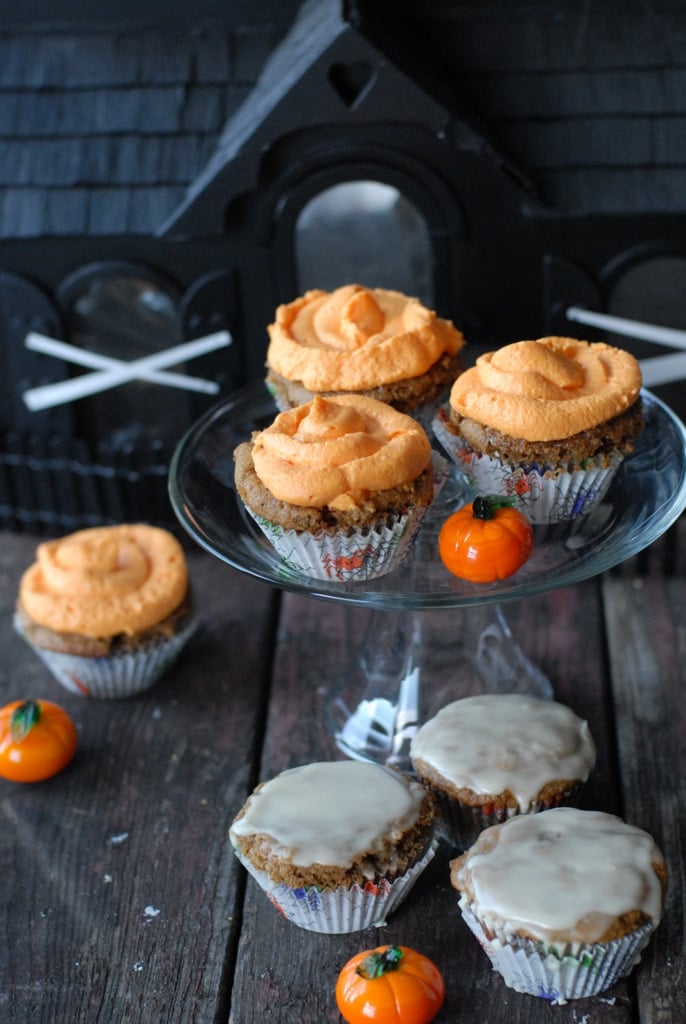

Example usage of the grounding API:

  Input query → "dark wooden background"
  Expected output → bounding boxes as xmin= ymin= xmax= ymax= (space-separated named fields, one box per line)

xmin=1 ymin=514 xmax=684 ymax=1022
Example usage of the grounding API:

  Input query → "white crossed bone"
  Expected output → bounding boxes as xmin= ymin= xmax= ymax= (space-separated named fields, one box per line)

xmin=566 ymin=307 xmax=686 ymax=386
xmin=22 ymin=330 xmax=232 ymax=411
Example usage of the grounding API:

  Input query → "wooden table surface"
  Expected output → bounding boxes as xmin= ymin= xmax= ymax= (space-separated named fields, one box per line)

xmin=1 ymin=519 xmax=684 ymax=1024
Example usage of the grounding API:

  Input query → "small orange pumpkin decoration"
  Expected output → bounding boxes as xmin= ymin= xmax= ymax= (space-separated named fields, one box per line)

xmin=335 ymin=944 xmax=445 ymax=1024
xmin=0 ymin=699 xmax=78 ymax=783
xmin=438 ymin=494 xmax=534 ymax=583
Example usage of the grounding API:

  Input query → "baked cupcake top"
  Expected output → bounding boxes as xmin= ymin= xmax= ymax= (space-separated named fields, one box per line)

xmin=251 ymin=394 xmax=432 ymax=511
xmin=266 ymin=284 xmax=465 ymax=391
xmin=18 ymin=524 xmax=188 ymax=638
xmin=450 ymin=807 xmax=667 ymax=945
xmin=410 ymin=695 xmax=596 ymax=811
xmin=449 ymin=337 xmax=642 ymax=442
xmin=230 ymin=761 xmax=429 ymax=868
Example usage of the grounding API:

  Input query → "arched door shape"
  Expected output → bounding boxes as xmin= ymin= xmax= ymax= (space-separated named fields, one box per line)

xmin=270 ymin=156 xmax=467 ymax=320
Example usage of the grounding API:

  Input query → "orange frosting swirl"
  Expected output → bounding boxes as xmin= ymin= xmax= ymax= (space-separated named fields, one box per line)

xmin=266 ymin=284 xmax=465 ymax=390
xmin=252 ymin=394 xmax=432 ymax=510
xmin=19 ymin=525 xmax=188 ymax=637
xmin=450 ymin=337 xmax=642 ymax=442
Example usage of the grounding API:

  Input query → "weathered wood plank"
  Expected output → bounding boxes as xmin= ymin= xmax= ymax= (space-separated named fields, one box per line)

xmin=0 ymin=534 xmax=278 ymax=1023
xmin=602 ymin=518 xmax=686 ymax=1024
xmin=4 ymin=512 xmax=680 ymax=1023
xmin=230 ymin=580 xmax=633 ymax=1023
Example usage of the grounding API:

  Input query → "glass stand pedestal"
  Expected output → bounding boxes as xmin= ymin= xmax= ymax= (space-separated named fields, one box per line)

xmin=330 ymin=604 xmax=553 ymax=769
xmin=169 ymin=381 xmax=686 ymax=765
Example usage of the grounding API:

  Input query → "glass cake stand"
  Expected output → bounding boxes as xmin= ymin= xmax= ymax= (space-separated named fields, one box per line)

xmin=169 ymin=381 xmax=686 ymax=764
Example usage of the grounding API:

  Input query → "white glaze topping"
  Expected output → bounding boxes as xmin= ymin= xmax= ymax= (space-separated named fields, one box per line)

xmin=410 ymin=695 xmax=596 ymax=809
xmin=452 ymin=807 xmax=665 ymax=943
xmin=230 ymin=761 xmax=427 ymax=868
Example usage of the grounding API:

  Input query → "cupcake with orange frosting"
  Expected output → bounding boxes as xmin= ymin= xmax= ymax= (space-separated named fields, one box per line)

xmin=265 ymin=284 xmax=465 ymax=415
xmin=234 ymin=393 xmax=445 ymax=581
xmin=14 ymin=524 xmax=197 ymax=698
xmin=433 ymin=336 xmax=643 ymax=523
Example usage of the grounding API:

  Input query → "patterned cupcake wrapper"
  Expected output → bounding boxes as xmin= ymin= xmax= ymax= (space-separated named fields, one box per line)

xmin=14 ymin=612 xmax=199 ymax=699
xmin=232 ymin=838 xmax=438 ymax=933
xmin=459 ymin=902 xmax=655 ymax=1002
xmin=246 ymin=452 xmax=449 ymax=582
xmin=432 ymin=409 xmax=622 ymax=524
xmin=431 ymin=782 xmax=584 ymax=851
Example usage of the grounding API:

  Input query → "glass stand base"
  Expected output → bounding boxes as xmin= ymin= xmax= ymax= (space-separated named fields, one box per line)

xmin=330 ymin=604 xmax=553 ymax=769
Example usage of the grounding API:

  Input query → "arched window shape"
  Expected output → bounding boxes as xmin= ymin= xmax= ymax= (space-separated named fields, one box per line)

xmin=295 ymin=180 xmax=434 ymax=303
xmin=57 ymin=262 xmax=183 ymax=449
xmin=270 ymin=155 xmax=466 ymax=324
xmin=607 ymin=254 xmax=686 ymax=343
xmin=604 ymin=249 xmax=686 ymax=407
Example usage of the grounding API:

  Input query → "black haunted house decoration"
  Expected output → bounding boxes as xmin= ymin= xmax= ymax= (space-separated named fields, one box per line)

xmin=1 ymin=0 xmax=536 ymax=533
xmin=3 ymin=0 xmax=686 ymax=533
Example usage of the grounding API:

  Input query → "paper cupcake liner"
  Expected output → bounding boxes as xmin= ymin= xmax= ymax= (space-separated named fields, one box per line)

xmin=431 ymin=782 xmax=584 ymax=851
xmin=459 ymin=902 xmax=655 ymax=1002
xmin=14 ymin=613 xmax=198 ymax=699
xmin=232 ymin=838 xmax=438 ymax=933
xmin=432 ymin=408 xmax=623 ymax=524
xmin=246 ymin=453 xmax=449 ymax=582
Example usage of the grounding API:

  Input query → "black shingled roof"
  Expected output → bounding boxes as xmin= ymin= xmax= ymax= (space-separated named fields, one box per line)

xmin=3 ymin=0 xmax=686 ymax=242
xmin=0 ymin=24 xmax=283 ymax=237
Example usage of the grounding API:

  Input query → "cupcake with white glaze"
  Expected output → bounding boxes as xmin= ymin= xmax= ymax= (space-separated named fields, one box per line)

xmin=234 ymin=393 xmax=447 ymax=581
xmin=14 ymin=524 xmax=197 ymax=698
xmin=229 ymin=760 xmax=437 ymax=933
xmin=433 ymin=336 xmax=643 ymax=522
xmin=410 ymin=695 xmax=596 ymax=849
xmin=265 ymin=283 xmax=466 ymax=414
xmin=450 ymin=807 xmax=668 ymax=1001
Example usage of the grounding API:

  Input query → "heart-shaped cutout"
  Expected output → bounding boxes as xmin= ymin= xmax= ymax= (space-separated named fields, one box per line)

xmin=328 ymin=61 xmax=375 ymax=108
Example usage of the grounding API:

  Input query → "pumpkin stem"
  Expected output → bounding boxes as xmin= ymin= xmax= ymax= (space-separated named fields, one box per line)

xmin=472 ymin=494 xmax=516 ymax=521
xmin=10 ymin=700 xmax=41 ymax=744
xmin=357 ymin=946 xmax=404 ymax=980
